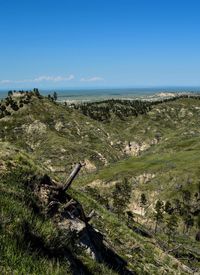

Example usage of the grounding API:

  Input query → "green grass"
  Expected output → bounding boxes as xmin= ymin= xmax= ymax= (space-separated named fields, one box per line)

xmin=0 ymin=163 xmax=71 ymax=274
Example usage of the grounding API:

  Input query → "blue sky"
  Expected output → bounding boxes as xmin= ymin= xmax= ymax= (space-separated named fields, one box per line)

xmin=0 ymin=0 xmax=200 ymax=89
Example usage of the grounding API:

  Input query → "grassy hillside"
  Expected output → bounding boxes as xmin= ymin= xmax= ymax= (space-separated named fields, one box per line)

xmin=0 ymin=91 xmax=200 ymax=274
xmin=0 ymin=141 xmax=195 ymax=274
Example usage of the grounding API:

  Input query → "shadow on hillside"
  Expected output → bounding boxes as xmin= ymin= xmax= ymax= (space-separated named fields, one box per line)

xmin=21 ymin=221 xmax=92 ymax=275
xmin=80 ymin=224 xmax=135 ymax=275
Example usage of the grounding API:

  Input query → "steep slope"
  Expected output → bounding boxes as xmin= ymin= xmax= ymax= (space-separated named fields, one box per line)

xmin=0 ymin=141 xmax=194 ymax=274
xmin=0 ymin=142 xmax=132 ymax=274
xmin=0 ymin=93 xmax=124 ymax=177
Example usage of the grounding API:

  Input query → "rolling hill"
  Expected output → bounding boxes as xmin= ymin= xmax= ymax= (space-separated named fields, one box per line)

xmin=0 ymin=90 xmax=200 ymax=274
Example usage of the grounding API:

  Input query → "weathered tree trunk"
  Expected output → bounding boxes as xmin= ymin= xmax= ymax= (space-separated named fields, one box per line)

xmin=63 ymin=162 xmax=83 ymax=192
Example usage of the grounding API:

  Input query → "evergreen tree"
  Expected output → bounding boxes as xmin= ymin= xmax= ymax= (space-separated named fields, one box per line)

xmin=197 ymin=215 xmax=200 ymax=229
xmin=173 ymin=198 xmax=182 ymax=215
xmin=166 ymin=214 xmax=178 ymax=244
xmin=140 ymin=193 xmax=148 ymax=215
xmin=164 ymin=201 xmax=174 ymax=215
xmin=182 ymin=190 xmax=191 ymax=203
xmin=53 ymin=91 xmax=58 ymax=101
xmin=196 ymin=215 xmax=200 ymax=241
xmin=10 ymin=101 xmax=19 ymax=111
xmin=183 ymin=214 xmax=194 ymax=233
xmin=8 ymin=90 xmax=13 ymax=97
xmin=126 ymin=210 xmax=134 ymax=225
xmin=112 ymin=178 xmax=132 ymax=218
xmin=33 ymin=88 xmax=40 ymax=97
xmin=154 ymin=200 xmax=164 ymax=233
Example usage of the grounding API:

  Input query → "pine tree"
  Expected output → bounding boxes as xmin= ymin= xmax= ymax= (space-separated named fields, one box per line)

xmin=166 ymin=214 xmax=178 ymax=244
xmin=112 ymin=178 xmax=132 ymax=218
xmin=53 ymin=92 xmax=58 ymax=101
xmin=197 ymin=215 xmax=200 ymax=229
xmin=183 ymin=214 xmax=194 ymax=234
xmin=126 ymin=210 xmax=134 ymax=225
xmin=140 ymin=193 xmax=148 ymax=215
xmin=154 ymin=200 xmax=164 ymax=233
xmin=8 ymin=90 xmax=13 ymax=97
xmin=33 ymin=88 xmax=40 ymax=97
xmin=182 ymin=190 xmax=191 ymax=203
xmin=164 ymin=201 xmax=174 ymax=215
xmin=173 ymin=198 xmax=182 ymax=215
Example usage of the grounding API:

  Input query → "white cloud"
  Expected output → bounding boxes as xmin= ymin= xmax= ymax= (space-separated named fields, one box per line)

xmin=0 ymin=74 xmax=75 ymax=84
xmin=80 ymin=76 xmax=104 ymax=82
xmin=0 ymin=80 xmax=12 ymax=84
xmin=34 ymin=74 xmax=74 ymax=82
xmin=0 ymin=74 xmax=105 ymax=85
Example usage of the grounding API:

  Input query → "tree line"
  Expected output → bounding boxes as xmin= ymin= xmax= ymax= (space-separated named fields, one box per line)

xmin=69 ymin=94 xmax=200 ymax=122
xmin=71 ymin=99 xmax=152 ymax=122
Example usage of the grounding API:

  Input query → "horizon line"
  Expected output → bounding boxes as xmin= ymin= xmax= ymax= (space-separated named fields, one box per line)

xmin=1 ymin=85 xmax=200 ymax=92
